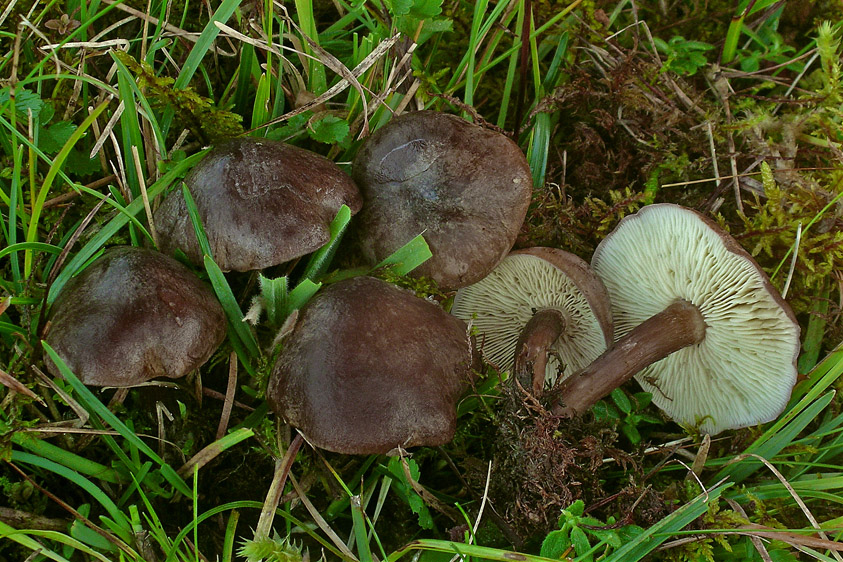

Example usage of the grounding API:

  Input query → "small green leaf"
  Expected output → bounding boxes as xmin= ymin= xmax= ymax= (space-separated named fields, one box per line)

xmin=565 ymin=499 xmax=585 ymax=517
xmin=621 ymin=423 xmax=642 ymax=445
xmin=308 ymin=115 xmax=350 ymax=144
xmin=570 ymin=526 xmax=592 ymax=558
xmin=0 ymin=88 xmax=44 ymax=119
xmin=39 ymin=121 xmax=78 ymax=154
xmin=611 ymin=388 xmax=632 ymax=415
xmin=633 ymin=392 xmax=653 ymax=409
xmin=64 ymin=148 xmax=102 ymax=176
xmin=390 ymin=0 xmax=413 ymax=16
xmin=266 ymin=112 xmax=311 ymax=141
xmin=540 ymin=529 xmax=572 ymax=559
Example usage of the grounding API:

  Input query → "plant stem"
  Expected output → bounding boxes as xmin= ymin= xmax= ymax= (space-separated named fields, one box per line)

xmin=254 ymin=432 xmax=303 ymax=540
xmin=554 ymin=299 xmax=706 ymax=417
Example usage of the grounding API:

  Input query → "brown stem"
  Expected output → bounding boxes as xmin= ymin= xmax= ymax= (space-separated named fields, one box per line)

xmin=554 ymin=299 xmax=706 ymax=418
xmin=514 ymin=308 xmax=565 ymax=395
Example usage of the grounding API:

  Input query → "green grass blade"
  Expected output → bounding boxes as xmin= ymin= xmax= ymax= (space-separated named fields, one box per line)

xmin=110 ymin=51 xmax=167 ymax=157
xmin=387 ymin=539 xmax=561 ymax=562
xmin=172 ymin=0 xmax=241 ymax=89
xmin=0 ymin=521 xmax=113 ymax=562
xmin=204 ymin=255 xmax=261 ymax=359
xmin=294 ymin=0 xmax=328 ymax=94
xmin=374 ymin=235 xmax=432 ymax=276
xmin=10 ymin=450 xmax=131 ymax=536
xmin=527 ymin=111 xmax=551 ymax=188
xmin=710 ymin=391 xmax=835 ymax=484
xmin=24 ymin=100 xmax=109 ymax=278
xmin=11 ymin=432 xmax=123 ymax=484
xmin=302 ymin=204 xmax=352 ymax=281
xmin=599 ymin=482 xmax=732 ymax=562
xmin=41 ymin=343 xmax=193 ymax=498
xmin=286 ymin=278 xmax=321 ymax=317
xmin=351 ymin=495 xmax=374 ymax=562
xmin=181 ymin=182 xmax=213 ymax=257
xmin=161 ymin=0 xmax=242 ymax=136
xmin=0 ymin=241 xmax=62 ymax=260
xmin=259 ymin=274 xmax=288 ymax=328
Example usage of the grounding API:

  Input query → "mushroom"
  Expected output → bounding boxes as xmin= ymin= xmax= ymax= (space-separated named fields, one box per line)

xmin=350 ymin=111 xmax=533 ymax=290
xmin=45 ymin=246 xmax=227 ymax=387
xmin=556 ymin=204 xmax=801 ymax=434
xmin=267 ymin=276 xmax=477 ymax=455
xmin=154 ymin=137 xmax=362 ymax=272
xmin=451 ymin=248 xmax=613 ymax=395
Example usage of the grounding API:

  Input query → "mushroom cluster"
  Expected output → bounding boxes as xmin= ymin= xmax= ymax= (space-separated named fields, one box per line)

xmin=454 ymin=203 xmax=801 ymax=435
xmin=47 ymin=110 xmax=801 ymax=454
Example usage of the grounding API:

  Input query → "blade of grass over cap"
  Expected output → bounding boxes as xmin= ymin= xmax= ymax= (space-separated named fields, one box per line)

xmin=181 ymin=179 xmax=260 ymax=359
xmin=41 ymin=343 xmax=193 ymax=498
xmin=182 ymin=182 xmax=213 ymax=257
xmin=302 ymin=204 xmax=352 ymax=281
xmin=374 ymin=234 xmax=432 ymax=276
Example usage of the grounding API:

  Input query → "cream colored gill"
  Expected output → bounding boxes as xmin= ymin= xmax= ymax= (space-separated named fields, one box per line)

xmin=592 ymin=205 xmax=799 ymax=434
xmin=452 ymin=252 xmax=608 ymax=387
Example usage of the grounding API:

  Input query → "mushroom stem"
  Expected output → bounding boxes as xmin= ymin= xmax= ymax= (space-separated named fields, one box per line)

xmin=513 ymin=308 xmax=566 ymax=395
xmin=553 ymin=299 xmax=706 ymax=417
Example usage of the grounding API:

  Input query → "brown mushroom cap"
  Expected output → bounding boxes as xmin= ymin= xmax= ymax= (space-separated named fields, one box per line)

xmin=154 ymin=137 xmax=362 ymax=272
xmin=267 ymin=276 xmax=477 ymax=455
xmin=45 ymin=246 xmax=227 ymax=387
xmin=350 ymin=111 xmax=532 ymax=290
xmin=451 ymin=248 xmax=613 ymax=392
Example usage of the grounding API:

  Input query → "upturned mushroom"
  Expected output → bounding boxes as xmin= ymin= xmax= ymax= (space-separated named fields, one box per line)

xmin=451 ymin=248 xmax=613 ymax=395
xmin=44 ymin=246 xmax=227 ymax=387
xmin=267 ymin=276 xmax=478 ymax=455
xmin=350 ymin=111 xmax=533 ymax=290
xmin=154 ymin=137 xmax=362 ymax=272
xmin=555 ymin=204 xmax=801 ymax=434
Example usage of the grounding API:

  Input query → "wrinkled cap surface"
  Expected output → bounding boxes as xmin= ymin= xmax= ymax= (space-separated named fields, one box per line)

xmin=451 ymin=248 xmax=613 ymax=386
xmin=351 ymin=111 xmax=532 ymax=290
xmin=592 ymin=204 xmax=801 ymax=434
xmin=45 ymin=246 xmax=227 ymax=387
xmin=155 ymin=137 xmax=362 ymax=272
xmin=267 ymin=276 xmax=477 ymax=455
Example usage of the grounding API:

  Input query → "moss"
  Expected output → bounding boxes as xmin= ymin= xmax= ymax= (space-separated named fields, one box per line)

xmin=113 ymin=51 xmax=244 ymax=145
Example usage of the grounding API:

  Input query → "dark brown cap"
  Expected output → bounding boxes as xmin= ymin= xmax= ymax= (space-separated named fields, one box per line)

xmin=45 ymin=246 xmax=227 ymax=387
xmin=154 ymin=137 xmax=362 ymax=272
xmin=350 ymin=111 xmax=532 ymax=290
xmin=267 ymin=276 xmax=477 ymax=454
